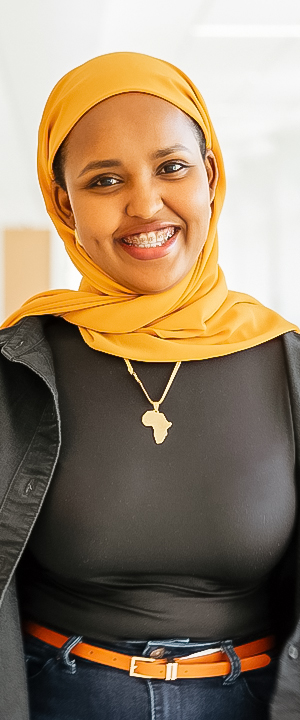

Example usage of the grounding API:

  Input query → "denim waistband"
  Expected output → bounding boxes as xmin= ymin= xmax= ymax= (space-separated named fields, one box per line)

xmin=24 ymin=627 xmax=273 ymax=660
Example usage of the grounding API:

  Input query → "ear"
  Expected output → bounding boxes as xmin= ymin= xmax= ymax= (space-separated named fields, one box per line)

xmin=52 ymin=182 xmax=75 ymax=230
xmin=204 ymin=150 xmax=218 ymax=204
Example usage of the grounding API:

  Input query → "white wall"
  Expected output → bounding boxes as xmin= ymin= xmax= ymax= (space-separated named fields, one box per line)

xmin=1 ymin=0 xmax=300 ymax=323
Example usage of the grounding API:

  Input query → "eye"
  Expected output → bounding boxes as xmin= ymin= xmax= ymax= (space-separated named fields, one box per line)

xmin=159 ymin=162 xmax=188 ymax=175
xmin=89 ymin=175 xmax=121 ymax=188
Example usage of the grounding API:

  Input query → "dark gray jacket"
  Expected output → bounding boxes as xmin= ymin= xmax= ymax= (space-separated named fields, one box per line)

xmin=1 ymin=316 xmax=300 ymax=719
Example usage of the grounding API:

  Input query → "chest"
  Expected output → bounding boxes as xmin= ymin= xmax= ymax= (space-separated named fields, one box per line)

xmin=29 ymin=319 xmax=296 ymax=583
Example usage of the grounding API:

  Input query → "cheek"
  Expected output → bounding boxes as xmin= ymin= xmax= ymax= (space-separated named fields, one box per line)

xmin=183 ymin=193 xmax=211 ymax=258
xmin=73 ymin=196 xmax=121 ymax=241
xmin=191 ymin=182 xmax=210 ymax=214
xmin=182 ymin=196 xmax=210 ymax=239
xmin=171 ymin=178 xmax=210 ymax=226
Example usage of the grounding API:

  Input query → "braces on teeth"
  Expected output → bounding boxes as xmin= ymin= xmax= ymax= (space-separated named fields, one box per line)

xmin=122 ymin=227 xmax=176 ymax=247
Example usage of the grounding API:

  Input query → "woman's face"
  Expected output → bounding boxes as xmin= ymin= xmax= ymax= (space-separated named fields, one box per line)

xmin=55 ymin=93 xmax=218 ymax=294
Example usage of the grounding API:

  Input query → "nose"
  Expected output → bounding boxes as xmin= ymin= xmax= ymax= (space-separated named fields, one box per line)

xmin=125 ymin=178 xmax=164 ymax=218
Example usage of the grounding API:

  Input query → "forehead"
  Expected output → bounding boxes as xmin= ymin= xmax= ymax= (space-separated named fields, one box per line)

xmin=65 ymin=93 xmax=198 ymax=159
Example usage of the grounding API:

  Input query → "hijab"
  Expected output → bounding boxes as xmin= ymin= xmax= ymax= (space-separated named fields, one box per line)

xmin=2 ymin=52 xmax=298 ymax=360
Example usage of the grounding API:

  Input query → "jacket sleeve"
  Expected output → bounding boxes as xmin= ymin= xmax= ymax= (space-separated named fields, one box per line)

xmin=0 ymin=576 xmax=30 ymax=720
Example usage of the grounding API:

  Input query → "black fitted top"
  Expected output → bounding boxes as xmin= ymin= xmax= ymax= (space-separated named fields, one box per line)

xmin=19 ymin=317 xmax=297 ymax=642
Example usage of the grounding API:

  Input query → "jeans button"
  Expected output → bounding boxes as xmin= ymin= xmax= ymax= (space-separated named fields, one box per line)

xmin=150 ymin=647 xmax=165 ymax=659
xmin=288 ymin=644 xmax=299 ymax=660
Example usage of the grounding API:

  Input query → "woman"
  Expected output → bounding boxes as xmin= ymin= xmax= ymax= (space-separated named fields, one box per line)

xmin=1 ymin=51 xmax=300 ymax=720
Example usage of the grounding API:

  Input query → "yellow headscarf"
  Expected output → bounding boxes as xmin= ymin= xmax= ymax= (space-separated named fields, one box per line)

xmin=2 ymin=52 xmax=298 ymax=360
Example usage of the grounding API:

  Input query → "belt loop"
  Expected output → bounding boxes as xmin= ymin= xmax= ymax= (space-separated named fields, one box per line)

xmin=56 ymin=635 xmax=83 ymax=675
xmin=221 ymin=640 xmax=241 ymax=685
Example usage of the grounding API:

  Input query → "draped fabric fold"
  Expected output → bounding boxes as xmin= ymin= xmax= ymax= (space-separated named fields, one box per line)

xmin=1 ymin=52 xmax=298 ymax=360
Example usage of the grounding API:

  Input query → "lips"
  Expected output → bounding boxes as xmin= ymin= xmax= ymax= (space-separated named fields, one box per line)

xmin=122 ymin=226 xmax=176 ymax=248
xmin=118 ymin=227 xmax=180 ymax=260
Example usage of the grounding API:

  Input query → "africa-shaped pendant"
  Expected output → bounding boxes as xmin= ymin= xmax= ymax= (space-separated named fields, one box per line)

xmin=142 ymin=408 xmax=172 ymax=444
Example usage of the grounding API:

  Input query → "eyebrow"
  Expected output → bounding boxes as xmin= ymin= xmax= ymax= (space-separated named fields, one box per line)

xmin=78 ymin=159 xmax=122 ymax=177
xmin=151 ymin=144 xmax=193 ymax=159
xmin=77 ymin=145 xmax=192 ymax=178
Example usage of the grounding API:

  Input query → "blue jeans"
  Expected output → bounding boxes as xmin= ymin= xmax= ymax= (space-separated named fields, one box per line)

xmin=24 ymin=634 xmax=278 ymax=719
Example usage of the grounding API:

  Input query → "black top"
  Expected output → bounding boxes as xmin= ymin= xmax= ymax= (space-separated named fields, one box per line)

xmin=19 ymin=317 xmax=296 ymax=642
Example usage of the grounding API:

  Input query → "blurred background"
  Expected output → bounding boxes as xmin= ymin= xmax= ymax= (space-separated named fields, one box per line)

xmin=0 ymin=0 xmax=300 ymax=323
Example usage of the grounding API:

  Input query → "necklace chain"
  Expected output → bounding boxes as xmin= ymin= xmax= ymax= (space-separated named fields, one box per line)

xmin=124 ymin=359 xmax=181 ymax=411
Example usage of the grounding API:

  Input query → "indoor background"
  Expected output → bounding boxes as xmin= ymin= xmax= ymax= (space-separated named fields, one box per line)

xmin=0 ymin=0 xmax=299 ymax=324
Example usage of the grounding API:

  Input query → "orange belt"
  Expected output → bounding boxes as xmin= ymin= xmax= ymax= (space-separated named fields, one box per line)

xmin=24 ymin=621 xmax=275 ymax=682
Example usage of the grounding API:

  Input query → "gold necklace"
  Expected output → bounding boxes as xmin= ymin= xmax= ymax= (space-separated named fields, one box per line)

xmin=124 ymin=359 xmax=181 ymax=444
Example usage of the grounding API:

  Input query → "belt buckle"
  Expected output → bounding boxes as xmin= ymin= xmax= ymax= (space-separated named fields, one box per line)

xmin=129 ymin=656 xmax=156 ymax=679
xmin=129 ymin=655 xmax=178 ymax=681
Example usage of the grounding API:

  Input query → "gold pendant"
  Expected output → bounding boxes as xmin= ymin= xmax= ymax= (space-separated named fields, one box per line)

xmin=142 ymin=407 xmax=172 ymax=444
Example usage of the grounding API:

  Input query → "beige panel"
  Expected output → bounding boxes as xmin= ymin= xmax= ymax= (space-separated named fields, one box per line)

xmin=4 ymin=228 xmax=50 ymax=318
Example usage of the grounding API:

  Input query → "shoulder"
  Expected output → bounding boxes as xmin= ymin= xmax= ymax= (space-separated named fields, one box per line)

xmin=281 ymin=331 xmax=300 ymax=455
xmin=0 ymin=315 xmax=58 ymax=397
xmin=283 ymin=330 xmax=300 ymax=361
xmin=282 ymin=331 xmax=300 ymax=386
xmin=0 ymin=315 xmax=49 ymax=352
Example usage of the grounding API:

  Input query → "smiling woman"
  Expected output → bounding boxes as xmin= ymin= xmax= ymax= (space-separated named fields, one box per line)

xmin=53 ymin=93 xmax=217 ymax=293
xmin=1 ymin=52 xmax=300 ymax=720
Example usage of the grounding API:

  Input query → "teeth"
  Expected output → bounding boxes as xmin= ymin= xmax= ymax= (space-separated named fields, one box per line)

xmin=122 ymin=227 xmax=176 ymax=247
